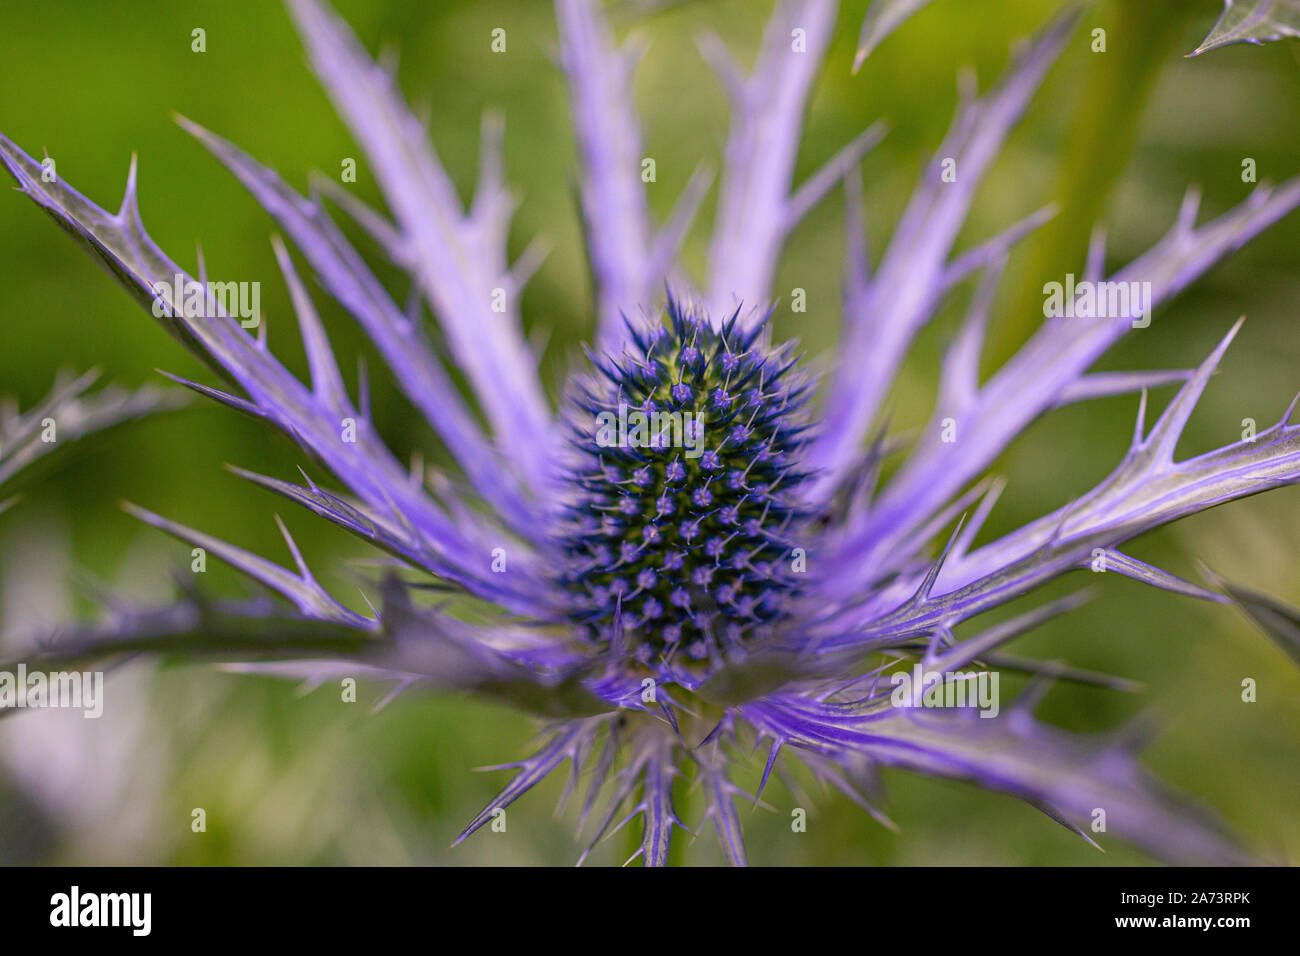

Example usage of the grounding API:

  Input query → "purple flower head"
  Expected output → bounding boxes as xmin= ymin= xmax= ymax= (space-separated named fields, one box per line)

xmin=3 ymin=0 xmax=1300 ymax=868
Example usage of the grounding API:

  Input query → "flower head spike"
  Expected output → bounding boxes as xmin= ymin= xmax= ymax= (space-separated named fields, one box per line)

xmin=3 ymin=0 xmax=1300 ymax=866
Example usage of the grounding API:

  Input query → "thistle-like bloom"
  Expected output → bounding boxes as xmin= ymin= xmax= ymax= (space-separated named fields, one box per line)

xmin=4 ymin=0 xmax=1300 ymax=865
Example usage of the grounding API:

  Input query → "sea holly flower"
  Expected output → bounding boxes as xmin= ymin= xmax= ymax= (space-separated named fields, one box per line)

xmin=2 ymin=0 xmax=1300 ymax=866
xmin=1190 ymin=0 xmax=1300 ymax=56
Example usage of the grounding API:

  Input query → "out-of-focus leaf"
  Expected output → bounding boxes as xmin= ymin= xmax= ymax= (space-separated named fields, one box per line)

xmin=1201 ymin=567 xmax=1300 ymax=667
xmin=0 ymin=369 xmax=187 ymax=490
xmin=853 ymin=0 xmax=934 ymax=73
xmin=745 ymin=695 xmax=1260 ymax=865
xmin=1190 ymin=0 xmax=1300 ymax=56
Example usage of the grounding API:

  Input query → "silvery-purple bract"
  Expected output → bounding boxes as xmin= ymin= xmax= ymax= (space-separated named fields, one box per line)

xmin=3 ymin=0 xmax=1300 ymax=866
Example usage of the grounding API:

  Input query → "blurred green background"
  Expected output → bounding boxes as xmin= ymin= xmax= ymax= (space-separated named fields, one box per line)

xmin=0 ymin=0 xmax=1297 ymax=865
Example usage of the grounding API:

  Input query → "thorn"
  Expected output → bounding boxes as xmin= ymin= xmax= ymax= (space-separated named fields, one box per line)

xmin=1132 ymin=389 xmax=1148 ymax=447
xmin=273 ymin=514 xmax=312 ymax=580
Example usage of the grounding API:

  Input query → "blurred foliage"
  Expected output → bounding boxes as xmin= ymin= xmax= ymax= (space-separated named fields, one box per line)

xmin=0 ymin=0 xmax=1297 ymax=865
xmin=993 ymin=0 xmax=1192 ymax=367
